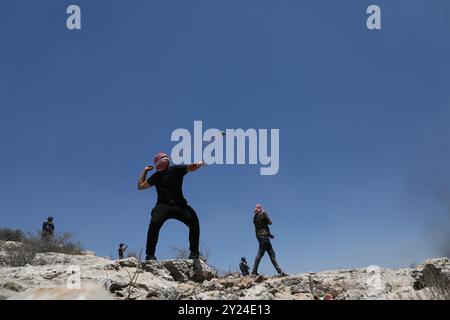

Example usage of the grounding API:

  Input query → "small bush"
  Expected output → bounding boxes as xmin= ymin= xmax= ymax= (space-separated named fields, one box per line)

xmin=219 ymin=265 xmax=240 ymax=278
xmin=2 ymin=243 xmax=35 ymax=267
xmin=0 ymin=227 xmax=25 ymax=242
xmin=35 ymin=232 xmax=83 ymax=255
xmin=171 ymin=245 xmax=210 ymax=260
xmin=416 ymin=264 xmax=450 ymax=300
xmin=171 ymin=247 xmax=190 ymax=259
xmin=1 ymin=230 xmax=83 ymax=267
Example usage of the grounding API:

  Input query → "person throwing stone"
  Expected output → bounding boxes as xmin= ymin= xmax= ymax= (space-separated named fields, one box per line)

xmin=138 ymin=152 xmax=206 ymax=261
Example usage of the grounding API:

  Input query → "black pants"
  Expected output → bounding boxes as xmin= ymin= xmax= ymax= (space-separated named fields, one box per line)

xmin=252 ymin=236 xmax=282 ymax=273
xmin=146 ymin=203 xmax=200 ymax=257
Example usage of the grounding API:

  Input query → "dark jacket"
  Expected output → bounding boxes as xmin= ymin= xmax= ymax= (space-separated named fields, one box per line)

xmin=42 ymin=221 xmax=55 ymax=234
xmin=118 ymin=245 xmax=128 ymax=258
xmin=239 ymin=261 xmax=250 ymax=275
xmin=253 ymin=211 xmax=273 ymax=238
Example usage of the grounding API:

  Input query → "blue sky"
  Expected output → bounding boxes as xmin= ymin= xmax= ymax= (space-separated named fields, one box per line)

xmin=1 ymin=0 xmax=450 ymax=274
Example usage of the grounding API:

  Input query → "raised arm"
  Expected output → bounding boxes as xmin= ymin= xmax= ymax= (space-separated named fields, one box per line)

xmin=137 ymin=166 xmax=154 ymax=190
xmin=187 ymin=160 xmax=206 ymax=172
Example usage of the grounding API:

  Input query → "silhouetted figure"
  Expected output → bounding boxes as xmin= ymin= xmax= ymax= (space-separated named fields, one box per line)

xmin=239 ymin=257 xmax=250 ymax=276
xmin=42 ymin=216 xmax=55 ymax=239
xmin=118 ymin=243 xmax=128 ymax=260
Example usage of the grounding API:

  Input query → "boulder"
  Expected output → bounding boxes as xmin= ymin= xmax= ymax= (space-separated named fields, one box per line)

xmin=161 ymin=259 xmax=217 ymax=283
xmin=2 ymin=281 xmax=24 ymax=292
xmin=117 ymin=257 xmax=139 ymax=268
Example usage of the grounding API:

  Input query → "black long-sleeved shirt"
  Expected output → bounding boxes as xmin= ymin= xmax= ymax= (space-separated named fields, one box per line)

xmin=42 ymin=222 xmax=55 ymax=233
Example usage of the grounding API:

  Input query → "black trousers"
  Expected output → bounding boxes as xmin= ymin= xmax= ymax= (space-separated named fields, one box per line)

xmin=146 ymin=203 xmax=200 ymax=257
xmin=252 ymin=236 xmax=282 ymax=273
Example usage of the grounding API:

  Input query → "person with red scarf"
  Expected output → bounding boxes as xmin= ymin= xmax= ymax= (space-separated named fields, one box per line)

xmin=251 ymin=204 xmax=286 ymax=276
xmin=137 ymin=152 xmax=205 ymax=261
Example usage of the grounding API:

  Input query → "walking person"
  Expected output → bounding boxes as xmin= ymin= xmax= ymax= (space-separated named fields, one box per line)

xmin=251 ymin=204 xmax=286 ymax=276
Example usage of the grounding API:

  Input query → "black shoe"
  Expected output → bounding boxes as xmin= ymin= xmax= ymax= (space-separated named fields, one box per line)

xmin=251 ymin=271 xmax=259 ymax=276
xmin=278 ymin=271 xmax=288 ymax=277
xmin=145 ymin=255 xmax=157 ymax=261
xmin=188 ymin=252 xmax=201 ymax=259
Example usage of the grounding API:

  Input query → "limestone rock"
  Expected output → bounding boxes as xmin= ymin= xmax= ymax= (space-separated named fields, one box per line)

xmin=117 ymin=257 xmax=139 ymax=268
xmin=161 ymin=259 xmax=217 ymax=283
xmin=81 ymin=251 xmax=96 ymax=256
xmin=2 ymin=281 xmax=24 ymax=292
xmin=0 ymin=246 xmax=448 ymax=300
xmin=10 ymin=281 xmax=113 ymax=300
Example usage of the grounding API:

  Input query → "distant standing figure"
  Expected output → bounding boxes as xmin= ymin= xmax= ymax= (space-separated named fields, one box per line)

xmin=42 ymin=216 xmax=55 ymax=239
xmin=239 ymin=257 xmax=250 ymax=276
xmin=251 ymin=204 xmax=286 ymax=276
xmin=118 ymin=243 xmax=128 ymax=260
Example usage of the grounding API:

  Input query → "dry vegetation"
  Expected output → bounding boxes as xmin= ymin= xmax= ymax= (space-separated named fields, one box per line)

xmin=0 ymin=227 xmax=83 ymax=267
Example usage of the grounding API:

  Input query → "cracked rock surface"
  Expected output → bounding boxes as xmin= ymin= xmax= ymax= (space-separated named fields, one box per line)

xmin=1 ymin=241 xmax=448 ymax=300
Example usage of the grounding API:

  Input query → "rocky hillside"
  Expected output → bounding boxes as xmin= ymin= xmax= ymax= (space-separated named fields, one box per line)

xmin=0 ymin=241 xmax=449 ymax=300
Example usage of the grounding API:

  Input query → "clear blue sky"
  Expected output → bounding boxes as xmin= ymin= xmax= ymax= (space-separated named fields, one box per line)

xmin=1 ymin=0 xmax=450 ymax=274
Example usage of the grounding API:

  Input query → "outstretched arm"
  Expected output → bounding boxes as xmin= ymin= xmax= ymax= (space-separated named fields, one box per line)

xmin=187 ymin=160 xmax=206 ymax=172
xmin=137 ymin=166 xmax=154 ymax=190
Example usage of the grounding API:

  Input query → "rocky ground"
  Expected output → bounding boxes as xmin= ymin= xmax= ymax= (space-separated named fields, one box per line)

xmin=0 ymin=241 xmax=449 ymax=300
